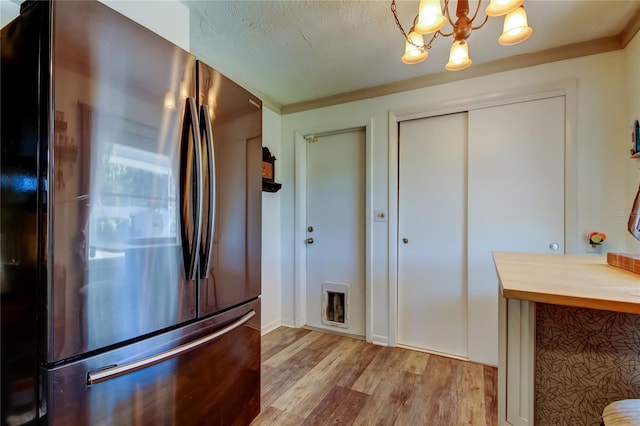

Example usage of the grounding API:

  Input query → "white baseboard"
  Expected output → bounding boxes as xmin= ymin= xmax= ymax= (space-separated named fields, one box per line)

xmin=303 ymin=325 xmax=364 ymax=341
xmin=261 ymin=319 xmax=282 ymax=336
xmin=371 ymin=334 xmax=389 ymax=346
xmin=280 ymin=318 xmax=296 ymax=328
xmin=261 ymin=318 xmax=385 ymax=345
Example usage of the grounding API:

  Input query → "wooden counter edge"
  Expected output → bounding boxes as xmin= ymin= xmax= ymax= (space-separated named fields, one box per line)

xmin=500 ymin=285 xmax=640 ymax=315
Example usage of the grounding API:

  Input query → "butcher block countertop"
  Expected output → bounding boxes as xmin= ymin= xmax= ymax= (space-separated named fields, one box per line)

xmin=493 ymin=251 xmax=640 ymax=314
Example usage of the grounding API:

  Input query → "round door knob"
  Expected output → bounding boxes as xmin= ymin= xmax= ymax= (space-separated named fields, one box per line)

xmin=306 ymin=238 xmax=314 ymax=244
xmin=549 ymin=242 xmax=559 ymax=251
xmin=402 ymin=238 xmax=408 ymax=244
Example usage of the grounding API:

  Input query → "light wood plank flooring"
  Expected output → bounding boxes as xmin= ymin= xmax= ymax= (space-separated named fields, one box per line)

xmin=251 ymin=327 xmax=497 ymax=426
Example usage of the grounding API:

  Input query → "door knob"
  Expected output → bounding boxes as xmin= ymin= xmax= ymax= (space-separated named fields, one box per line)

xmin=402 ymin=238 xmax=408 ymax=244
xmin=306 ymin=238 xmax=314 ymax=244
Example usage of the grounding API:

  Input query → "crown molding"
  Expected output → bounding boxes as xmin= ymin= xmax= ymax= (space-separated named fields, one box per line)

xmin=281 ymin=35 xmax=624 ymax=115
xmin=620 ymin=5 xmax=640 ymax=48
xmin=258 ymin=95 xmax=282 ymax=115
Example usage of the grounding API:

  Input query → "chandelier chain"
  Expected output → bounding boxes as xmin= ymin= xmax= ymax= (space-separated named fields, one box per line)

xmin=390 ymin=0 xmax=408 ymax=39
xmin=391 ymin=0 xmax=442 ymax=53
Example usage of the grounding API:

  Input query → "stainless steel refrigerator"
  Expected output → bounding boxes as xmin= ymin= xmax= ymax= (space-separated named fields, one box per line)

xmin=1 ymin=1 xmax=262 ymax=424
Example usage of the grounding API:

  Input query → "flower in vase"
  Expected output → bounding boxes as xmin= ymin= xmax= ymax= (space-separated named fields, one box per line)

xmin=588 ymin=232 xmax=607 ymax=246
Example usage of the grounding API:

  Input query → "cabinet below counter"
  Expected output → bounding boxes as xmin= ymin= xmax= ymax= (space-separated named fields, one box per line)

xmin=494 ymin=252 xmax=640 ymax=426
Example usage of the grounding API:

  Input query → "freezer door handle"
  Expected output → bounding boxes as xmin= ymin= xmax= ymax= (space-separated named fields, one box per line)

xmin=87 ymin=310 xmax=256 ymax=386
xmin=180 ymin=97 xmax=204 ymax=281
xmin=199 ymin=104 xmax=215 ymax=279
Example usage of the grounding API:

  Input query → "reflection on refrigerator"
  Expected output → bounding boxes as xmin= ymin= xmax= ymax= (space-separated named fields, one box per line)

xmin=1 ymin=1 xmax=262 ymax=424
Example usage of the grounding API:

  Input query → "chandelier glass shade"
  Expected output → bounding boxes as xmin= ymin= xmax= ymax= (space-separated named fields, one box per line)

xmin=446 ymin=40 xmax=472 ymax=70
xmin=392 ymin=0 xmax=532 ymax=71
xmin=499 ymin=6 xmax=533 ymax=45
xmin=486 ymin=0 xmax=523 ymax=17
xmin=402 ymin=27 xmax=430 ymax=64
xmin=416 ymin=0 xmax=447 ymax=34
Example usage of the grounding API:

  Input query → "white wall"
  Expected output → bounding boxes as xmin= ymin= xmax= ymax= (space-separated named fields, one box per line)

xmin=625 ymin=32 xmax=640 ymax=251
xmin=0 ymin=0 xmax=20 ymax=28
xmin=99 ymin=0 xmax=189 ymax=51
xmin=261 ymin=107 xmax=283 ymax=333
xmin=279 ymin=51 xmax=629 ymax=345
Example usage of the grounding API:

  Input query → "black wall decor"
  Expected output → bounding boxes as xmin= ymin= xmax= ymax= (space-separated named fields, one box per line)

xmin=262 ymin=147 xmax=282 ymax=192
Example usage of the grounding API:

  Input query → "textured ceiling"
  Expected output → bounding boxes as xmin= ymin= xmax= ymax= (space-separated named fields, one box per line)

xmin=185 ymin=1 xmax=638 ymax=108
xmin=3 ymin=0 xmax=638 ymax=109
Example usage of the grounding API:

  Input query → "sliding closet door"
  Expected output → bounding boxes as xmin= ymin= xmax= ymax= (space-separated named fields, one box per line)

xmin=467 ymin=96 xmax=565 ymax=365
xmin=397 ymin=113 xmax=468 ymax=358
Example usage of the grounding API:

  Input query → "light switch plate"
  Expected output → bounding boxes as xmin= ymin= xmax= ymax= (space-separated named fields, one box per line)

xmin=374 ymin=209 xmax=387 ymax=222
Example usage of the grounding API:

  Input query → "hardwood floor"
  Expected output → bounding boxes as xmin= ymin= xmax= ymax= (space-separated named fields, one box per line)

xmin=250 ymin=327 xmax=497 ymax=426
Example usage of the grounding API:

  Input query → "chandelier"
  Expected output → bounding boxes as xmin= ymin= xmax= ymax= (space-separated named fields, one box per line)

xmin=391 ymin=0 xmax=532 ymax=71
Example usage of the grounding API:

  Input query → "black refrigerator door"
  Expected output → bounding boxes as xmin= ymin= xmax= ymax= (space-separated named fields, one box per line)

xmin=43 ymin=299 xmax=261 ymax=426
xmin=197 ymin=62 xmax=262 ymax=317
xmin=1 ymin=3 xmax=44 ymax=423
xmin=48 ymin=1 xmax=199 ymax=363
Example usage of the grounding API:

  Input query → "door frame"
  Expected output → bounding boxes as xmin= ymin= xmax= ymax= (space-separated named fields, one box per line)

xmin=387 ymin=79 xmax=578 ymax=347
xmin=294 ymin=121 xmax=373 ymax=342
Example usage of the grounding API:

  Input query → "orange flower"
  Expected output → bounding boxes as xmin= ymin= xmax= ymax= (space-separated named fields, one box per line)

xmin=588 ymin=232 xmax=606 ymax=244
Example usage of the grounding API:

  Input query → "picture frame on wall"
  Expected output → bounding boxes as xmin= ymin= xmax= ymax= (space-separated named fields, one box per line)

xmin=262 ymin=147 xmax=282 ymax=192
xmin=262 ymin=160 xmax=274 ymax=182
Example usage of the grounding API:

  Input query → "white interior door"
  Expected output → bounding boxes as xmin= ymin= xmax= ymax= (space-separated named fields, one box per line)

xmin=467 ymin=96 xmax=565 ymax=365
xmin=305 ymin=130 xmax=366 ymax=336
xmin=398 ymin=113 xmax=468 ymax=358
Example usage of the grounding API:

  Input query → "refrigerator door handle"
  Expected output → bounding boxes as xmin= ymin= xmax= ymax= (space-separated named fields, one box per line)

xmin=180 ymin=97 xmax=204 ymax=281
xmin=199 ymin=105 xmax=215 ymax=279
xmin=87 ymin=310 xmax=256 ymax=386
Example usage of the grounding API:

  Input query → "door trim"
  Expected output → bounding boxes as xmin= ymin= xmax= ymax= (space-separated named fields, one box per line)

xmin=387 ymin=79 xmax=577 ymax=347
xmin=294 ymin=121 xmax=373 ymax=342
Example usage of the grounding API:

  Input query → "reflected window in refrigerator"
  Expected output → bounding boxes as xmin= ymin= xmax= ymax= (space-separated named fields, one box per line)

xmin=86 ymin=142 xmax=178 ymax=348
xmin=89 ymin=143 xmax=176 ymax=248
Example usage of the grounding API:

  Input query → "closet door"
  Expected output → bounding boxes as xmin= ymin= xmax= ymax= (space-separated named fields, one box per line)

xmin=467 ymin=96 xmax=565 ymax=365
xmin=398 ymin=113 xmax=468 ymax=358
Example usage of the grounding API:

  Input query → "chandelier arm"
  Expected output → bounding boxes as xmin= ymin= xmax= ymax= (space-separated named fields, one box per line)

xmin=469 ymin=0 xmax=482 ymax=23
xmin=443 ymin=0 xmax=456 ymax=27
xmin=438 ymin=29 xmax=454 ymax=37
xmin=471 ymin=14 xmax=489 ymax=30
